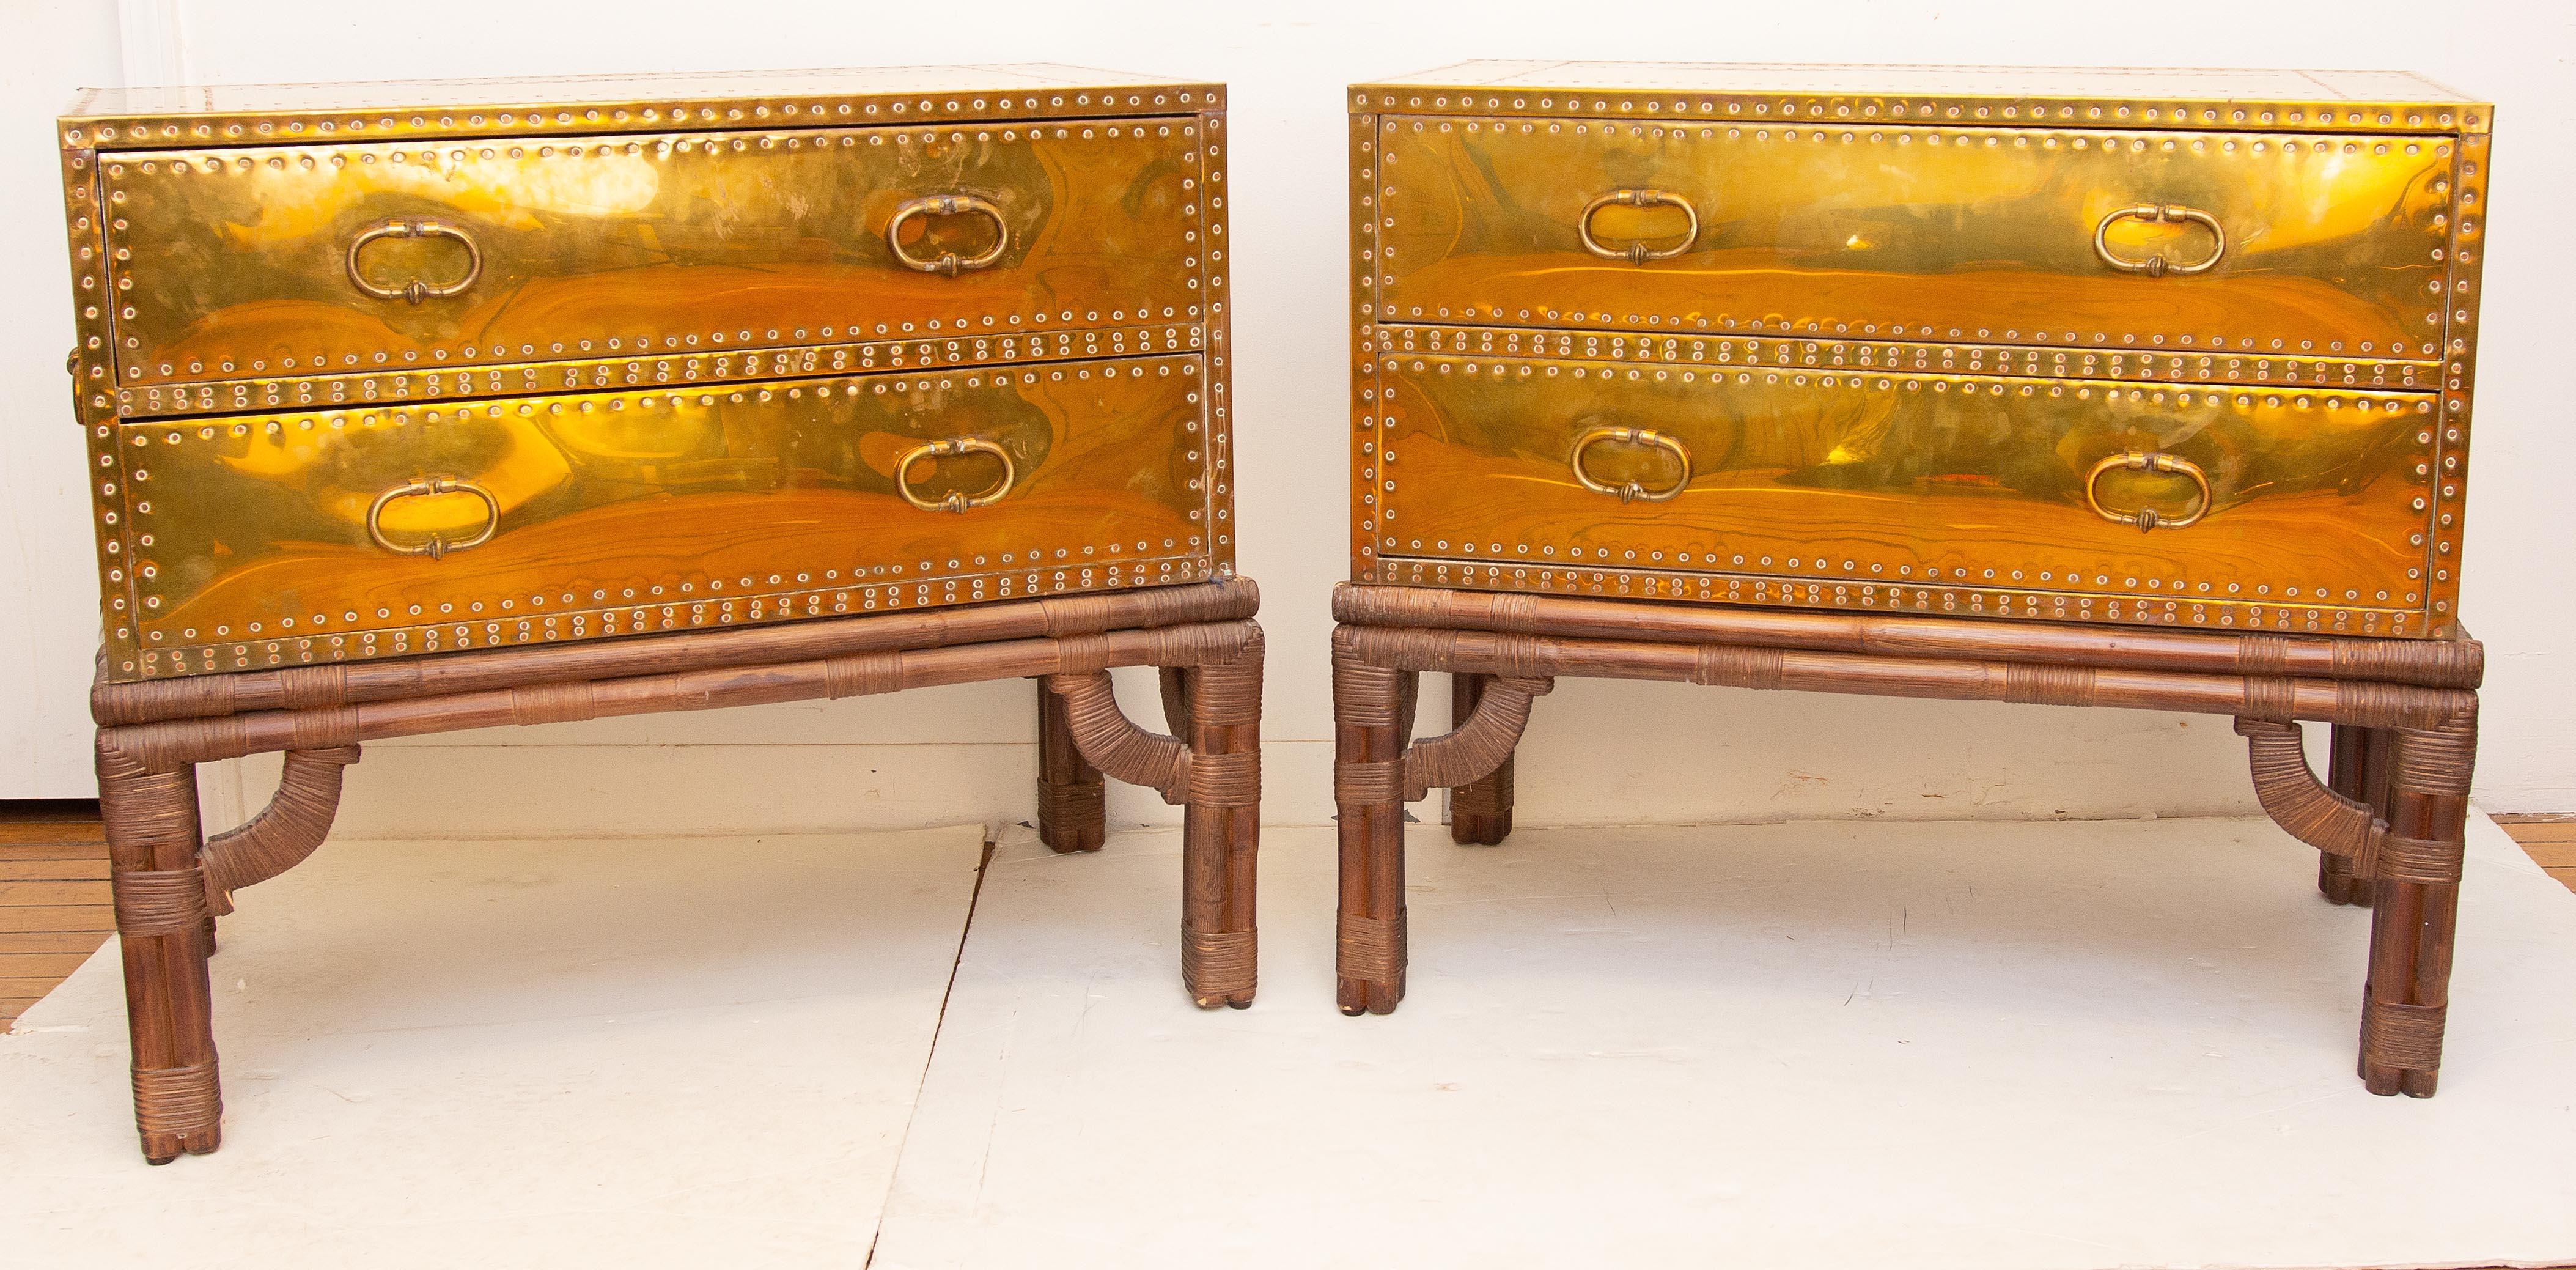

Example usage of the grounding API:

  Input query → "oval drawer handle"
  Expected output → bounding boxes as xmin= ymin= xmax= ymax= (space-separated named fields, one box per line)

xmin=1578 ymin=189 xmax=1699 ymax=264
xmin=896 ymin=438 xmax=1017 ymax=513
xmin=345 ymin=218 xmax=483 ymax=302
xmin=2092 ymin=204 xmax=2226 ymax=278
xmin=2084 ymin=451 xmax=2212 ymax=532
xmin=366 ymin=477 xmax=500 ymax=558
xmin=887 ymin=194 xmax=1010 ymax=277
xmin=1571 ymin=426 xmax=1691 ymax=503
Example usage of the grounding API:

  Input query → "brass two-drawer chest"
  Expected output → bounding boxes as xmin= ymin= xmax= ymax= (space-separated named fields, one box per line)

xmin=1333 ymin=64 xmax=2489 ymax=1097
xmin=63 ymin=66 xmax=1262 ymax=1164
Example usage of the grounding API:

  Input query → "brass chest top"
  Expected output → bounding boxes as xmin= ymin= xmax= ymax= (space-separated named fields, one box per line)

xmin=64 ymin=63 xmax=1224 ymax=150
xmin=1355 ymin=61 xmax=2484 ymax=135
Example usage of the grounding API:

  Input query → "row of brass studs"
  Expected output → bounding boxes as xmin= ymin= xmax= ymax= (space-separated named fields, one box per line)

xmin=127 ymin=561 xmax=1218 ymax=679
xmin=68 ymin=86 xmax=1223 ymax=149
xmin=2423 ymin=131 xmax=2489 ymax=626
xmin=117 ymin=324 xmax=1205 ymax=420
xmin=1379 ymin=325 xmax=2434 ymax=388
xmin=1353 ymin=89 xmax=2481 ymax=134
xmin=1368 ymin=558 xmax=2419 ymax=637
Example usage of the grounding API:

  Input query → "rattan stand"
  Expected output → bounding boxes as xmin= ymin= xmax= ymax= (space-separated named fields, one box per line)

xmin=88 ymin=580 xmax=1264 ymax=1164
xmin=1329 ymin=583 xmax=2480 ymax=1096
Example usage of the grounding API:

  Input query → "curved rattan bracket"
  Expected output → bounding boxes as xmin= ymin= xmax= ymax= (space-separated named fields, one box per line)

xmin=200 ymin=746 xmax=362 ymax=915
xmin=2234 ymin=718 xmax=2386 ymax=877
xmin=1404 ymin=676 xmax=1552 ymax=802
xmin=1045 ymin=671 xmax=1190 ymax=805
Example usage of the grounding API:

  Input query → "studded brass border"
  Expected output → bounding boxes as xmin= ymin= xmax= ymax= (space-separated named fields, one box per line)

xmin=65 ymin=142 xmax=139 ymax=673
xmin=1350 ymin=85 xmax=2486 ymax=136
xmin=115 ymin=323 xmax=1206 ymax=421
xmin=2425 ymin=129 xmax=2488 ymax=631
xmin=1364 ymin=555 xmax=2422 ymax=640
xmin=1375 ymin=325 xmax=2438 ymax=391
xmin=66 ymin=81 xmax=1226 ymax=152
xmin=1198 ymin=108 xmax=1238 ymax=576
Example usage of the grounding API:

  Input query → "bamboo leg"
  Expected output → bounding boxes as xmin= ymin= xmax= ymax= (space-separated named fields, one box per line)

xmin=1036 ymin=679 xmax=1106 ymax=854
xmin=2358 ymin=709 xmax=2475 ymax=1097
xmin=1334 ymin=630 xmax=1411 ymax=1016
xmin=1448 ymin=673 xmax=1518 ymax=846
xmin=1158 ymin=665 xmax=1194 ymax=739
xmin=1180 ymin=633 xmax=1262 ymax=1009
xmin=96 ymin=743 xmax=222 ymax=1164
xmin=2320 ymin=725 xmax=2388 ymax=907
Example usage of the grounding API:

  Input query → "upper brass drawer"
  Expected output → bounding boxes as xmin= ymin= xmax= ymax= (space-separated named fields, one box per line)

xmin=1372 ymin=116 xmax=2456 ymax=362
xmin=111 ymin=353 xmax=1212 ymax=679
xmin=1367 ymin=352 xmax=2443 ymax=637
xmin=101 ymin=117 xmax=1208 ymax=396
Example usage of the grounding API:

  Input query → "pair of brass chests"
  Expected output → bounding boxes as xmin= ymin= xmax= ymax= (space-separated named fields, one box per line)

xmin=55 ymin=62 xmax=2490 ymax=1163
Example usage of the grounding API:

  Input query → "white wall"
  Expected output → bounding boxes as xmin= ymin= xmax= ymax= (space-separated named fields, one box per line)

xmin=11 ymin=0 xmax=2572 ymax=828
xmin=0 ymin=2 xmax=122 ymax=798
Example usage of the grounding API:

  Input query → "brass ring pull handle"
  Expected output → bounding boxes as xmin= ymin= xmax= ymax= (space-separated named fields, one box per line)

xmin=2084 ymin=451 xmax=2212 ymax=532
xmin=895 ymin=437 xmax=1017 ymax=513
xmin=2093 ymin=204 xmax=2226 ymax=277
xmin=366 ymin=477 xmax=500 ymax=558
xmin=345 ymin=218 xmax=483 ymax=302
xmin=1571 ymin=426 xmax=1692 ymax=503
xmin=886 ymin=194 xmax=1011 ymax=277
xmin=1578 ymin=189 xmax=1699 ymax=264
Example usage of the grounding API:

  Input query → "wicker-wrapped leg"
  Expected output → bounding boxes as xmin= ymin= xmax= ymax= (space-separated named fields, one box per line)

xmin=2359 ymin=707 xmax=2475 ymax=1097
xmin=1036 ymin=679 xmax=1106 ymax=854
xmin=1449 ymin=673 xmax=1517 ymax=846
xmin=1333 ymin=629 xmax=1410 ymax=1016
xmin=96 ymin=743 xmax=222 ymax=1164
xmin=2321 ymin=725 xmax=2391 ymax=907
xmin=1181 ymin=632 xmax=1262 ymax=1009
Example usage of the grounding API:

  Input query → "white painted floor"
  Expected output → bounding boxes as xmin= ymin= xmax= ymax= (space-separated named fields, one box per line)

xmin=6 ymin=815 xmax=2574 ymax=1268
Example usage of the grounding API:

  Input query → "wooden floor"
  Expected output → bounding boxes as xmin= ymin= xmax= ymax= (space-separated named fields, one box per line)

xmin=3 ymin=803 xmax=2574 ymax=1026
xmin=1 ymin=800 xmax=109 ymax=1024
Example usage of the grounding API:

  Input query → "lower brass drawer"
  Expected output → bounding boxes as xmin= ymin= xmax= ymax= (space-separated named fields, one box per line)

xmin=1365 ymin=353 xmax=2445 ymax=637
xmin=111 ymin=354 xmax=1212 ymax=679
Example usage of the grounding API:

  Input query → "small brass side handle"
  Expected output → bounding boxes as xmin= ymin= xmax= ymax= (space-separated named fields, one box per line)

xmin=346 ymin=218 xmax=483 ymax=302
xmin=2084 ymin=451 xmax=2212 ymax=532
xmin=1578 ymin=189 xmax=1699 ymax=264
xmin=886 ymin=194 xmax=1011 ymax=277
xmin=1571 ymin=426 xmax=1692 ymax=503
xmin=366 ymin=477 xmax=500 ymax=558
xmin=896 ymin=437 xmax=1017 ymax=513
xmin=2093 ymin=204 xmax=2226 ymax=277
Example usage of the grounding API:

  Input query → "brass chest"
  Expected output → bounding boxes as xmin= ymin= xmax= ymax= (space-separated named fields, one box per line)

xmin=61 ymin=66 xmax=1235 ymax=681
xmin=1347 ymin=64 xmax=2490 ymax=639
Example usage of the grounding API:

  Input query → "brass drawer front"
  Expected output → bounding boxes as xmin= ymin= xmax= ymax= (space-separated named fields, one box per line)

xmin=101 ymin=117 xmax=1208 ymax=397
xmin=1368 ymin=353 xmax=2442 ymax=637
xmin=114 ymin=354 xmax=1212 ymax=679
xmin=1373 ymin=116 xmax=2455 ymax=363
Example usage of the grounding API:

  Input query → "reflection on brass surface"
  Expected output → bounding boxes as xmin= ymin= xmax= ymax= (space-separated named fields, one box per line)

xmin=101 ymin=117 xmax=1203 ymax=393
xmin=1372 ymin=351 xmax=2437 ymax=633
xmin=118 ymin=354 xmax=1209 ymax=677
xmin=1374 ymin=116 xmax=2454 ymax=360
